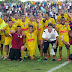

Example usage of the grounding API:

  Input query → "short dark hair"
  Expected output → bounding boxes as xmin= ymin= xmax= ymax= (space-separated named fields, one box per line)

xmin=14 ymin=12 xmax=18 ymax=14
xmin=48 ymin=23 xmax=53 ymax=27
xmin=29 ymin=25 xmax=33 ymax=28
xmin=21 ymin=13 xmax=25 ymax=16
xmin=46 ymin=12 xmax=49 ymax=16
xmin=8 ymin=19 xmax=12 ymax=21
xmin=61 ymin=17 xmax=65 ymax=20
xmin=17 ymin=26 xmax=21 ymax=28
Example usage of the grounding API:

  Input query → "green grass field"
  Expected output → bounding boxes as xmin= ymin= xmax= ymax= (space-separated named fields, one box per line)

xmin=0 ymin=45 xmax=72 ymax=72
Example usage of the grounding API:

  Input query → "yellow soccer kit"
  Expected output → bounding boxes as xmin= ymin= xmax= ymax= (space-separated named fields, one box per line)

xmin=0 ymin=20 xmax=7 ymax=44
xmin=44 ymin=18 xmax=55 ymax=29
xmin=4 ymin=24 xmax=16 ymax=45
xmin=38 ymin=19 xmax=44 ymax=45
xmin=25 ymin=30 xmax=38 ymax=58
xmin=12 ymin=18 xmax=20 ymax=25
xmin=18 ymin=20 xmax=29 ymax=44
xmin=56 ymin=14 xmax=70 ymax=23
xmin=56 ymin=24 xmax=71 ymax=47
xmin=28 ymin=20 xmax=38 ymax=30
xmin=71 ymin=17 xmax=72 ymax=23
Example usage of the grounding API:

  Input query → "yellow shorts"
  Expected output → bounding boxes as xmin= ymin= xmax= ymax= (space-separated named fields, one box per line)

xmin=59 ymin=36 xmax=69 ymax=47
xmin=0 ymin=35 xmax=5 ymax=44
xmin=25 ymin=44 xmax=36 ymax=58
xmin=5 ymin=37 xmax=12 ymax=45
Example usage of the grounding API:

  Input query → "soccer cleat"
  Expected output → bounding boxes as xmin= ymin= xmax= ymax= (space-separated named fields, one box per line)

xmin=44 ymin=58 xmax=48 ymax=61
xmin=38 ymin=58 xmax=42 ymax=61
xmin=20 ymin=59 xmax=24 ymax=62
xmin=3 ymin=57 xmax=7 ymax=60
xmin=68 ymin=58 xmax=71 ymax=62
xmin=47 ymin=56 xmax=51 ymax=58
xmin=57 ymin=58 xmax=62 ymax=61
xmin=52 ymin=59 xmax=56 ymax=61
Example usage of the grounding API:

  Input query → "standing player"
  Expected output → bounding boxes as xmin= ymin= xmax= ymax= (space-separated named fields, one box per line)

xmin=4 ymin=26 xmax=23 ymax=61
xmin=36 ymin=15 xmax=44 ymax=61
xmin=3 ymin=20 xmax=16 ymax=60
xmin=56 ymin=9 xmax=70 ymax=23
xmin=0 ymin=18 xmax=7 ymax=58
xmin=56 ymin=17 xmax=71 ymax=61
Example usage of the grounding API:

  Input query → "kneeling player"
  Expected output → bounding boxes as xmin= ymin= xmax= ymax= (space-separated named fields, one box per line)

xmin=21 ymin=25 xmax=38 ymax=60
xmin=4 ymin=26 xmax=23 ymax=61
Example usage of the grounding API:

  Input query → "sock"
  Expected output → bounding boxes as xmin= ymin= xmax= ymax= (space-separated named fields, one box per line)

xmin=21 ymin=51 xmax=25 ymax=59
xmin=67 ymin=49 xmax=70 ymax=58
xmin=47 ymin=47 xmax=50 ymax=56
xmin=4 ymin=52 xmax=7 ymax=57
xmin=59 ymin=50 xmax=62 ymax=58
xmin=40 ymin=49 xmax=43 ymax=59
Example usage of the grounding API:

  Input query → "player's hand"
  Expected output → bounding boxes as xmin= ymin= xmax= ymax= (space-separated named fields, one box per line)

xmin=64 ymin=6 xmax=67 ymax=12
xmin=53 ymin=45 xmax=56 ymax=49
xmin=65 ymin=23 xmax=69 ymax=27
xmin=46 ymin=37 xmax=48 ymax=41
xmin=25 ymin=4 xmax=27 ymax=8
xmin=37 ymin=19 xmax=40 ymax=23
xmin=12 ymin=30 xmax=15 ymax=33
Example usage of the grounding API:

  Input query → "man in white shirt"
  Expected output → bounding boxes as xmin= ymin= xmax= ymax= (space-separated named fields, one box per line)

xmin=42 ymin=23 xmax=58 ymax=61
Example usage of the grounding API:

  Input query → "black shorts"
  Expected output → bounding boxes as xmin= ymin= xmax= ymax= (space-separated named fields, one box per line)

xmin=0 ymin=35 xmax=1 ymax=41
xmin=43 ymin=40 xmax=58 ymax=53
xmin=9 ymin=48 xmax=21 ymax=60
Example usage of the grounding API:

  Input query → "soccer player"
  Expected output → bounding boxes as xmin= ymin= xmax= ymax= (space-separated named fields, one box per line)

xmin=21 ymin=24 xmax=39 ymax=61
xmin=3 ymin=19 xmax=16 ymax=60
xmin=43 ymin=12 xmax=55 ymax=29
xmin=4 ymin=26 xmax=23 ymax=61
xmin=9 ymin=9 xmax=19 ymax=25
xmin=42 ymin=23 xmax=58 ymax=61
xmin=56 ymin=17 xmax=71 ymax=61
xmin=0 ymin=18 xmax=7 ymax=58
xmin=36 ymin=15 xmax=44 ymax=61
xmin=56 ymin=9 xmax=70 ymax=23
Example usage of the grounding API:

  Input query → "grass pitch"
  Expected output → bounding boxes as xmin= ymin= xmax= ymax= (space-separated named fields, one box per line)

xmin=0 ymin=45 xmax=72 ymax=72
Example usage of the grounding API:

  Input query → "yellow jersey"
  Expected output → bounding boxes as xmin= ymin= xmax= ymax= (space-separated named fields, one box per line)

xmin=44 ymin=18 xmax=55 ymax=29
xmin=56 ymin=13 xmax=70 ymax=23
xmin=25 ymin=30 xmax=38 ymax=49
xmin=56 ymin=24 xmax=71 ymax=38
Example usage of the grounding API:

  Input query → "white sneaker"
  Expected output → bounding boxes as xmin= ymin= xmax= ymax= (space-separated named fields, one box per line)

xmin=3 ymin=57 xmax=7 ymax=60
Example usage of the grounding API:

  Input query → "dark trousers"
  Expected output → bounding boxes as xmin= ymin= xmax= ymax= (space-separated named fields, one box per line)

xmin=43 ymin=40 xmax=58 ymax=53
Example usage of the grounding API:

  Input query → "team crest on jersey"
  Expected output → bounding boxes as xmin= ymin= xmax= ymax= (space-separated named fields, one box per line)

xmin=24 ymin=25 xmax=25 ymax=27
xmin=26 ymin=24 xmax=28 ymax=25
xmin=32 ymin=34 xmax=34 ymax=36
xmin=20 ymin=35 xmax=22 ymax=38
xmin=65 ymin=18 xmax=67 ymax=20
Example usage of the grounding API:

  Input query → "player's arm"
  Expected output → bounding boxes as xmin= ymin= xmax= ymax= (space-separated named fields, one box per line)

xmin=42 ymin=31 xmax=48 ymax=41
xmin=9 ymin=9 xmax=12 ymax=19
xmin=24 ymin=4 xmax=27 ymax=15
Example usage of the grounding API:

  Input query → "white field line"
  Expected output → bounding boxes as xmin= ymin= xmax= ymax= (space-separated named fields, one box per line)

xmin=47 ymin=61 xmax=70 ymax=72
